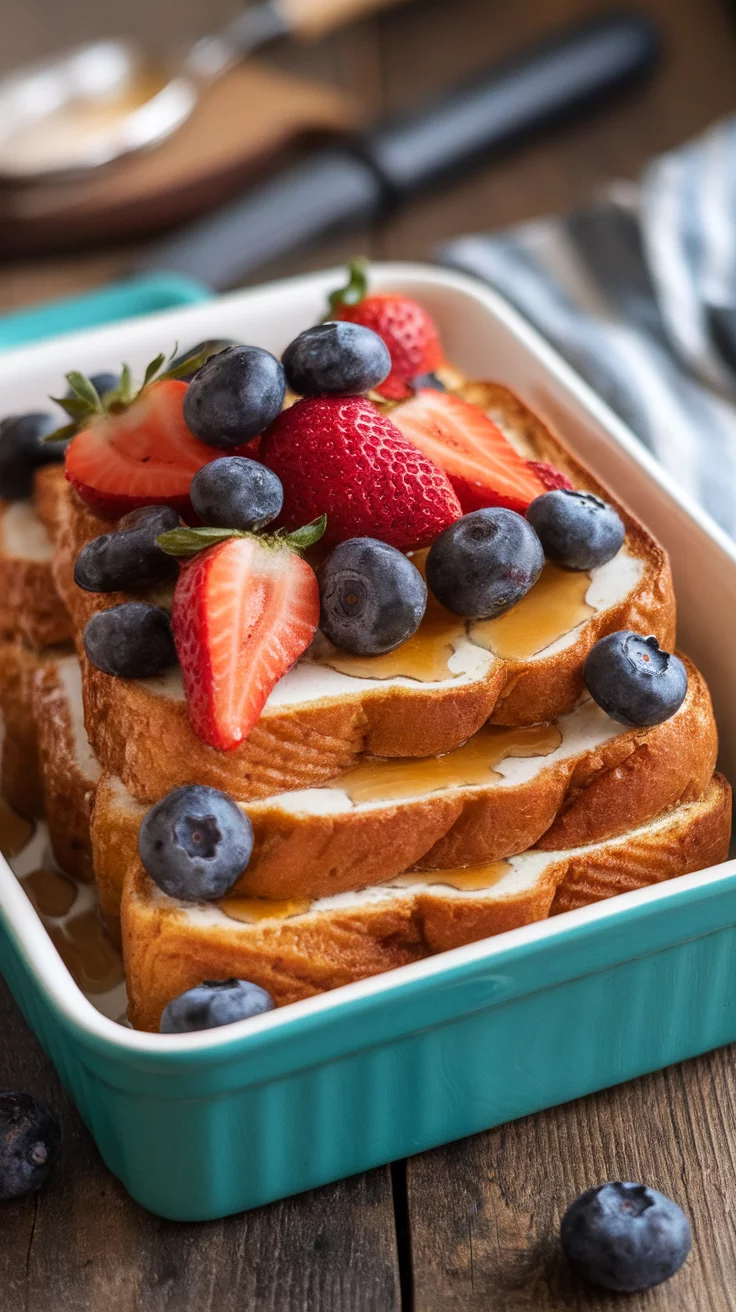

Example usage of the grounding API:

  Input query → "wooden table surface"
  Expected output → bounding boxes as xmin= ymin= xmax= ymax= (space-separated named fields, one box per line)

xmin=2 ymin=0 xmax=736 ymax=1307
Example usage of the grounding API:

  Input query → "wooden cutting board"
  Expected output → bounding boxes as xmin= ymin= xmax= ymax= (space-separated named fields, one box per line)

xmin=0 ymin=62 xmax=360 ymax=257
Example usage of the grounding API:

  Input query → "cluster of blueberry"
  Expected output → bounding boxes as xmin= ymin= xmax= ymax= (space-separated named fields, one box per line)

xmin=0 ymin=1085 xmax=691 ymax=1295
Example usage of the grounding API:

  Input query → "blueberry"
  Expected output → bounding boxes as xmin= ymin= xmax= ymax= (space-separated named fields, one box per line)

xmin=0 ymin=1091 xmax=60 ymax=1201
xmin=65 ymin=372 xmax=119 ymax=401
xmin=190 ymin=457 xmax=283 ymax=531
xmin=319 ymin=537 xmax=427 ymax=655
xmin=0 ymin=413 xmax=63 ymax=499
xmin=183 ymin=345 xmax=286 ymax=448
xmin=526 ymin=489 xmax=625 ymax=571
xmin=170 ymin=339 xmax=240 ymax=384
xmin=426 ymin=508 xmax=544 ymax=619
xmin=561 ymin=1181 xmax=691 ymax=1292
xmin=282 ymin=322 xmax=391 ymax=397
xmin=74 ymin=505 xmax=180 ymax=593
xmin=83 ymin=602 xmax=177 ymax=678
xmin=584 ymin=631 xmax=688 ymax=726
xmin=411 ymin=372 xmax=446 ymax=392
xmin=139 ymin=785 xmax=253 ymax=901
xmin=160 ymin=978 xmax=274 ymax=1033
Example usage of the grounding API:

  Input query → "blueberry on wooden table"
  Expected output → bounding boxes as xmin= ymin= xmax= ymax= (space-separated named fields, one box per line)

xmin=0 ymin=1091 xmax=60 ymax=1202
xmin=561 ymin=1181 xmax=692 ymax=1292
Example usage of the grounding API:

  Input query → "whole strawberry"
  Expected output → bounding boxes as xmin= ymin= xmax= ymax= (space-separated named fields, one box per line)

xmin=260 ymin=396 xmax=461 ymax=550
xmin=328 ymin=260 xmax=444 ymax=400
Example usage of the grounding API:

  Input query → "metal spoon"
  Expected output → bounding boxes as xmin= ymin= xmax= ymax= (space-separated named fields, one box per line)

xmin=0 ymin=0 xmax=406 ymax=185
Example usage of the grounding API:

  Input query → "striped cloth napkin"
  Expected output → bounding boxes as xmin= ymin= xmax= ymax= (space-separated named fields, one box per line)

xmin=440 ymin=116 xmax=736 ymax=538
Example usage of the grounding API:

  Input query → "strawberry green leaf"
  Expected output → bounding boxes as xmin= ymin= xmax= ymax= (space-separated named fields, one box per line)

xmin=156 ymin=526 xmax=244 ymax=558
xmin=40 ymin=421 xmax=78 ymax=444
xmin=49 ymin=394 xmax=90 ymax=421
xmin=279 ymin=514 xmax=327 ymax=552
xmin=159 ymin=343 xmax=222 ymax=383
xmin=326 ymin=257 xmax=369 ymax=317
xmin=65 ymin=371 xmax=103 ymax=412
xmin=140 ymin=352 xmax=167 ymax=391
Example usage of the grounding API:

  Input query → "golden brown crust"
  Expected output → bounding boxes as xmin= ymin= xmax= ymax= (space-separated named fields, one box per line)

xmin=551 ymin=774 xmax=732 ymax=914
xmin=0 ymin=501 xmax=73 ymax=649
xmin=123 ymin=775 xmax=731 ymax=1031
xmin=0 ymin=640 xmax=45 ymax=816
xmin=535 ymin=657 xmax=717 ymax=850
xmin=90 ymin=656 xmax=717 ymax=913
xmin=49 ymin=383 xmax=677 ymax=802
xmin=31 ymin=657 xmax=97 ymax=881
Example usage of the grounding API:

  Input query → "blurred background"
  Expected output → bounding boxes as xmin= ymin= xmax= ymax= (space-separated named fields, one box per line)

xmin=0 ymin=0 xmax=734 ymax=312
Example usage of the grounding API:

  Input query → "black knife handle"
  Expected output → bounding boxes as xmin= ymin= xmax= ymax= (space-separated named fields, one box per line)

xmin=360 ymin=11 xmax=660 ymax=194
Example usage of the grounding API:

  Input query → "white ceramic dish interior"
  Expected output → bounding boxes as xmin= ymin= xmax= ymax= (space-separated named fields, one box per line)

xmin=1 ymin=260 xmax=734 ymax=1055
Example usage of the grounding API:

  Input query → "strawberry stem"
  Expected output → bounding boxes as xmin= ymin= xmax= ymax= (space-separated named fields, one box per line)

xmin=326 ymin=258 xmax=369 ymax=318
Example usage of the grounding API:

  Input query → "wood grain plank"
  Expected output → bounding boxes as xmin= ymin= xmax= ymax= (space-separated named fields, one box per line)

xmin=406 ymin=1049 xmax=736 ymax=1310
xmin=0 ymin=977 xmax=401 ymax=1312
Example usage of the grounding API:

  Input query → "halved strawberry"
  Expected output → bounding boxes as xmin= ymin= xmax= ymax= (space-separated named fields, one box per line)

xmin=391 ymin=389 xmax=548 ymax=515
xmin=171 ymin=535 xmax=319 ymax=751
xmin=65 ymin=380 xmax=253 ymax=521
xmin=527 ymin=460 xmax=574 ymax=493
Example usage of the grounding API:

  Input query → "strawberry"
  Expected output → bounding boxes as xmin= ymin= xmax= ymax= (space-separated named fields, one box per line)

xmin=260 ymin=396 xmax=462 ymax=550
xmin=328 ymin=260 xmax=444 ymax=400
xmin=167 ymin=528 xmax=322 ymax=751
xmin=390 ymin=389 xmax=549 ymax=516
xmin=49 ymin=348 xmax=252 ymax=520
xmin=527 ymin=460 xmax=574 ymax=493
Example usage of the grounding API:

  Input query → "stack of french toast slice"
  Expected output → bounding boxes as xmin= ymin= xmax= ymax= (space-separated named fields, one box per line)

xmin=0 ymin=276 xmax=731 ymax=1035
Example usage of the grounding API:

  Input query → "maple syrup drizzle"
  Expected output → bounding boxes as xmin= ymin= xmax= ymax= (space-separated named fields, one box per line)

xmin=219 ymin=895 xmax=311 ymax=925
xmin=470 ymin=564 xmax=593 ymax=661
xmin=336 ymin=722 xmax=562 ymax=804
xmin=0 ymin=798 xmax=33 ymax=859
xmin=391 ymin=859 xmax=511 ymax=892
xmin=319 ymin=551 xmax=595 ymax=682
xmin=21 ymin=867 xmax=76 ymax=918
xmin=48 ymin=909 xmax=124 ymax=995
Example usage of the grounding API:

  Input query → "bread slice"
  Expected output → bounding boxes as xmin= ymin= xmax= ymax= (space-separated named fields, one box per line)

xmin=0 ymin=499 xmax=73 ymax=649
xmin=122 ymin=773 xmax=732 ymax=1031
xmin=90 ymin=654 xmax=716 ymax=923
xmin=0 ymin=640 xmax=45 ymax=816
xmin=32 ymin=654 xmax=99 ymax=881
xmin=49 ymin=387 xmax=676 ymax=804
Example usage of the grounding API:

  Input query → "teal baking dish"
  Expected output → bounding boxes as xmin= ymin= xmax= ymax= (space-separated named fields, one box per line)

xmin=1 ymin=263 xmax=735 ymax=1221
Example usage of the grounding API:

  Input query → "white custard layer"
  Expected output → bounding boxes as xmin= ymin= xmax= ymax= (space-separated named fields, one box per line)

xmin=140 ymin=546 xmax=644 ymax=712
xmin=250 ymin=696 xmax=624 ymax=817
xmin=55 ymin=654 xmax=101 ymax=783
xmin=0 ymin=501 xmax=54 ymax=562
